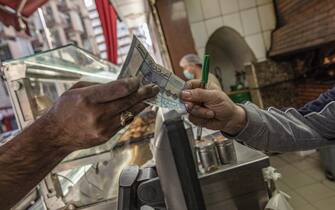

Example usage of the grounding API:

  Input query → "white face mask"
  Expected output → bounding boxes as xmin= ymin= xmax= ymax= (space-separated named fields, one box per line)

xmin=183 ymin=70 xmax=194 ymax=80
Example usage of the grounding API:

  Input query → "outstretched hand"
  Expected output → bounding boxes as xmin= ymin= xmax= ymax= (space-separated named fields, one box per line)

xmin=46 ymin=77 xmax=160 ymax=151
xmin=180 ymin=80 xmax=246 ymax=135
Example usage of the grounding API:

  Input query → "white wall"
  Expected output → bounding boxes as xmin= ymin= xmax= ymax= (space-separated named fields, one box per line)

xmin=184 ymin=0 xmax=276 ymax=61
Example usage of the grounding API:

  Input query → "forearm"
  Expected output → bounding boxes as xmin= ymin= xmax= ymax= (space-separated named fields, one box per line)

xmin=232 ymin=102 xmax=335 ymax=152
xmin=0 ymin=78 xmax=158 ymax=210
xmin=0 ymin=115 xmax=70 ymax=209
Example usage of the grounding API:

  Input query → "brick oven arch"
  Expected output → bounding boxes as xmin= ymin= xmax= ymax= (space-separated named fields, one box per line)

xmin=205 ymin=27 xmax=256 ymax=91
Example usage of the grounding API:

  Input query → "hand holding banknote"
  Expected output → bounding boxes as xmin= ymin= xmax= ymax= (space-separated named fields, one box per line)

xmin=181 ymin=80 xmax=246 ymax=135
xmin=118 ymin=36 xmax=186 ymax=110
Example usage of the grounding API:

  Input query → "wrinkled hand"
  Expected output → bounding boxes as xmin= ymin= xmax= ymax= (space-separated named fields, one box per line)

xmin=180 ymin=80 xmax=246 ymax=135
xmin=42 ymin=77 xmax=159 ymax=152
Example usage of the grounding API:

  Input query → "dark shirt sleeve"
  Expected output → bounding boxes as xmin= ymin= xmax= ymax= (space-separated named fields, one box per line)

xmin=298 ymin=86 xmax=335 ymax=115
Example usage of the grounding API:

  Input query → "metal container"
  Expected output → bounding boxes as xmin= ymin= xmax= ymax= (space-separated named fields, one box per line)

xmin=195 ymin=140 xmax=219 ymax=173
xmin=199 ymin=141 xmax=270 ymax=210
xmin=214 ymin=137 xmax=237 ymax=164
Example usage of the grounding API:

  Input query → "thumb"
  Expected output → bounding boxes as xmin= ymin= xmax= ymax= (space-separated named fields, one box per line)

xmin=180 ymin=88 xmax=218 ymax=104
xmin=69 ymin=81 xmax=98 ymax=90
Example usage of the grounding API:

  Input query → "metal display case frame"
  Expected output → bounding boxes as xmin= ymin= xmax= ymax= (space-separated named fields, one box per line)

xmin=1 ymin=45 xmax=149 ymax=210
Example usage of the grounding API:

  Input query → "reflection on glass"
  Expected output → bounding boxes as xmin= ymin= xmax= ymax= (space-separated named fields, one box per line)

xmin=5 ymin=44 xmax=119 ymax=83
xmin=3 ymin=45 xmax=151 ymax=208
xmin=5 ymin=44 xmax=122 ymax=161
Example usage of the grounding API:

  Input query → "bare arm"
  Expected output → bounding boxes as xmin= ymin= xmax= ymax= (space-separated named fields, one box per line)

xmin=0 ymin=78 xmax=159 ymax=209
xmin=0 ymin=115 xmax=69 ymax=209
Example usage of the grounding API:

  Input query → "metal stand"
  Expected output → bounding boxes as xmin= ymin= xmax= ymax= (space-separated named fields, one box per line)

xmin=117 ymin=165 xmax=165 ymax=210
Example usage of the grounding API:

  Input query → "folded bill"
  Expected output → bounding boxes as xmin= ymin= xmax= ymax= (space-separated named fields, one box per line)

xmin=118 ymin=36 xmax=186 ymax=110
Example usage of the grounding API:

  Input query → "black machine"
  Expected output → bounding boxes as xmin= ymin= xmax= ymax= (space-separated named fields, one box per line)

xmin=117 ymin=110 xmax=271 ymax=210
xmin=117 ymin=110 xmax=206 ymax=210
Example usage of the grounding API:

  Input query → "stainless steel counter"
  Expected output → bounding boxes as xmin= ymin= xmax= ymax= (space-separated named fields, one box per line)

xmin=58 ymin=140 xmax=269 ymax=210
xmin=200 ymin=141 xmax=269 ymax=210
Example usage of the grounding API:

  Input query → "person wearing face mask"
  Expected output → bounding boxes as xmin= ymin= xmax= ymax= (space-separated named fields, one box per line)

xmin=179 ymin=53 xmax=222 ymax=90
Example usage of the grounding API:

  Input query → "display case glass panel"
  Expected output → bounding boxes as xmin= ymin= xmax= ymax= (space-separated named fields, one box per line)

xmin=3 ymin=45 xmax=155 ymax=208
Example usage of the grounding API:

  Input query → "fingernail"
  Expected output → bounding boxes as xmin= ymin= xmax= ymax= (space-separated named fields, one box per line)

xmin=129 ymin=76 xmax=137 ymax=81
xmin=151 ymin=84 xmax=160 ymax=93
xmin=181 ymin=90 xmax=192 ymax=100
xmin=185 ymin=103 xmax=191 ymax=111
xmin=127 ymin=76 xmax=140 ymax=84
xmin=207 ymin=110 xmax=215 ymax=118
xmin=145 ymin=83 xmax=158 ymax=88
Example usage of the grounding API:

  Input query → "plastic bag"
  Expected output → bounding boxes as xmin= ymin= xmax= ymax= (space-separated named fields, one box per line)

xmin=265 ymin=190 xmax=293 ymax=210
xmin=263 ymin=167 xmax=293 ymax=210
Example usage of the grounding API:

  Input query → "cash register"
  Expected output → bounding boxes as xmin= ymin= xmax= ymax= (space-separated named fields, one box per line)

xmin=117 ymin=109 xmax=270 ymax=210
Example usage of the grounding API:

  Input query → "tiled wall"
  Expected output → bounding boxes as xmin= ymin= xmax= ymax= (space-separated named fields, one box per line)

xmin=184 ymin=0 xmax=276 ymax=61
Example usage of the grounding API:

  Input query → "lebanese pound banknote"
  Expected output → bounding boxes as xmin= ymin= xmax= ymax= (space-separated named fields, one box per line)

xmin=118 ymin=36 xmax=186 ymax=110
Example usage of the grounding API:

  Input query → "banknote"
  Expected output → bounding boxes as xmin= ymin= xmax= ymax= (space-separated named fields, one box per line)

xmin=118 ymin=36 xmax=186 ymax=110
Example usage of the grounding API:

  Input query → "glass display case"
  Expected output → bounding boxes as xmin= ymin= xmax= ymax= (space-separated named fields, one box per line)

xmin=1 ymin=45 xmax=155 ymax=210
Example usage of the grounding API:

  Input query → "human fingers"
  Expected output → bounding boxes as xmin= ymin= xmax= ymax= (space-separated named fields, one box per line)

xmin=185 ymin=79 xmax=218 ymax=90
xmin=101 ymin=84 xmax=159 ymax=118
xmin=84 ymin=77 xmax=141 ymax=103
xmin=180 ymin=88 xmax=217 ymax=103
xmin=188 ymin=114 xmax=209 ymax=127
xmin=188 ymin=115 xmax=225 ymax=130
xmin=69 ymin=81 xmax=98 ymax=90
xmin=185 ymin=103 xmax=215 ymax=119
xmin=185 ymin=79 xmax=202 ymax=89
xmin=96 ymin=103 xmax=148 ymax=144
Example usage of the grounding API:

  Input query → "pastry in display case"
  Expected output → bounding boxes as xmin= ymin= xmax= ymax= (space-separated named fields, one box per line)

xmin=117 ymin=108 xmax=156 ymax=147
xmin=1 ymin=45 xmax=156 ymax=210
